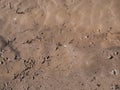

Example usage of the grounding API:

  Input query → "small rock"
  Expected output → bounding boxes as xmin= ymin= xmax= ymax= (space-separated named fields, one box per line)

xmin=84 ymin=35 xmax=89 ymax=39
xmin=97 ymin=29 xmax=101 ymax=33
xmin=63 ymin=45 xmax=67 ymax=47
xmin=97 ymin=84 xmax=101 ymax=87
xmin=0 ymin=61 xmax=3 ymax=64
xmin=110 ymin=69 xmax=119 ymax=75
xmin=114 ymin=52 xmax=119 ymax=55
xmin=107 ymin=55 xmax=113 ymax=59
xmin=111 ymin=84 xmax=120 ymax=90
xmin=0 ymin=61 xmax=2 ymax=64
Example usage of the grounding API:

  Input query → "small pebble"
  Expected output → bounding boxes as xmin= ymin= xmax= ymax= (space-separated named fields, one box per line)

xmin=107 ymin=55 xmax=113 ymax=59
xmin=84 ymin=35 xmax=89 ymax=39
xmin=111 ymin=84 xmax=120 ymax=90
xmin=110 ymin=69 xmax=119 ymax=75
xmin=0 ymin=60 xmax=3 ymax=64
xmin=0 ymin=61 xmax=2 ymax=64
xmin=63 ymin=45 xmax=67 ymax=47
xmin=114 ymin=52 xmax=119 ymax=55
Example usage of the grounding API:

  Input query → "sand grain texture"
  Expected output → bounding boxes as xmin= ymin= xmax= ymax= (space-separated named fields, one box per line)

xmin=0 ymin=0 xmax=120 ymax=90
